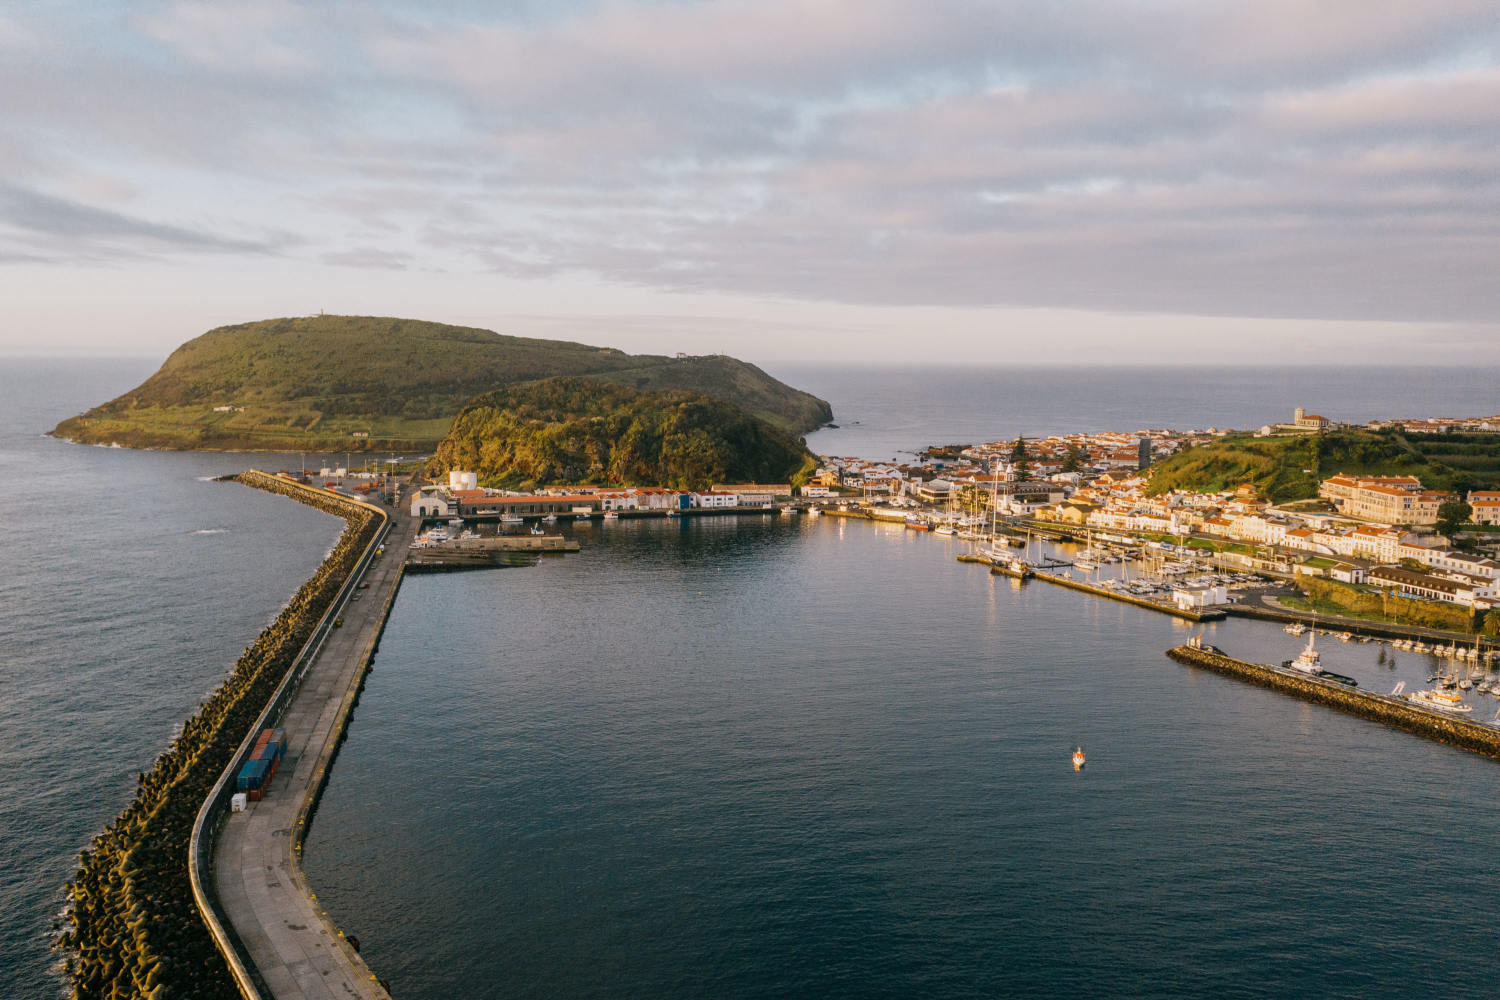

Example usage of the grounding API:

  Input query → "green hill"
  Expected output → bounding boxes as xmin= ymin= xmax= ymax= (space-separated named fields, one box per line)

xmin=49 ymin=315 xmax=832 ymax=451
xmin=428 ymin=377 xmax=818 ymax=490
xmin=1145 ymin=429 xmax=1500 ymax=502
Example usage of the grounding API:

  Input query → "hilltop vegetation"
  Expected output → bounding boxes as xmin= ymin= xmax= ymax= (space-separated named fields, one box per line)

xmin=50 ymin=315 xmax=832 ymax=450
xmin=1145 ymin=429 xmax=1500 ymax=502
xmin=429 ymin=377 xmax=818 ymax=490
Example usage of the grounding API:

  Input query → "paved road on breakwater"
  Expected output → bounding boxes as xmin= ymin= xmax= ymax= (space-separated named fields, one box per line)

xmin=213 ymin=493 xmax=417 ymax=999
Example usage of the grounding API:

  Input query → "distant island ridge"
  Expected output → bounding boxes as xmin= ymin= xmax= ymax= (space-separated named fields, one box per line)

xmin=48 ymin=315 xmax=833 ymax=451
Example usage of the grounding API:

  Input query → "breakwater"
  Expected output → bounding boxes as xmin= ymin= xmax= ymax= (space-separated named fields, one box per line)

xmin=56 ymin=472 xmax=382 ymax=1000
xmin=1168 ymin=645 xmax=1500 ymax=758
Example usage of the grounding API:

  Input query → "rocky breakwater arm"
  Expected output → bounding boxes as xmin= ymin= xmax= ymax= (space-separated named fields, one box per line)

xmin=1167 ymin=644 xmax=1500 ymax=759
xmin=55 ymin=472 xmax=383 ymax=1000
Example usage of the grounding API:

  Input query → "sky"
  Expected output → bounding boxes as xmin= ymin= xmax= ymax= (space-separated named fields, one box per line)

xmin=1 ymin=0 xmax=1497 ymax=363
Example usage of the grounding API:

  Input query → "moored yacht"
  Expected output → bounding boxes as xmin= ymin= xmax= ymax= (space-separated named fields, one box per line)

xmin=1407 ymin=688 xmax=1472 ymax=713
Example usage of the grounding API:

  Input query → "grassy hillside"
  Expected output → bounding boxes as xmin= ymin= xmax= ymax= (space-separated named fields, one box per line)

xmin=1145 ymin=430 xmax=1500 ymax=502
xmin=49 ymin=315 xmax=832 ymax=451
xmin=428 ymin=377 xmax=818 ymax=490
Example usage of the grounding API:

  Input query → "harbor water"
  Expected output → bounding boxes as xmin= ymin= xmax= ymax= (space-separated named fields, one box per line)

xmin=303 ymin=515 xmax=1500 ymax=999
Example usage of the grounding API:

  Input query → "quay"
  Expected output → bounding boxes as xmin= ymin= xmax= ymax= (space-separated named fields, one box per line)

xmin=1223 ymin=601 xmax=1497 ymax=654
xmin=1168 ymin=643 xmax=1500 ymax=758
xmin=957 ymin=554 xmax=1225 ymax=622
xmin=192 ymin=476 xmax=419 ymax=999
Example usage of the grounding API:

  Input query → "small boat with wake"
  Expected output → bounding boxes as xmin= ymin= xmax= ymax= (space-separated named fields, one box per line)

xmin=1072 ymin=748 xmax=1086 ymax=770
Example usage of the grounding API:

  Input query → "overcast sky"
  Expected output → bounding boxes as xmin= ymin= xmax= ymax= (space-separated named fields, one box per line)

xmin=2 ymin=0 xmax=1497 ymax=362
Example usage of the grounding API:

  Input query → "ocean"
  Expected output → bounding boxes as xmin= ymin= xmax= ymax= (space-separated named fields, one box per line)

xmin=4 ymin=361 xmax=1500 ymax=998
xmin=770 ymin=364 xmax=1500 ymax=461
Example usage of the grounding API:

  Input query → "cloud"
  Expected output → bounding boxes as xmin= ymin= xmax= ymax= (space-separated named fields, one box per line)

xmin=0 ymin=185 xmax=288 ymax=259
xmin=321 ymin=247 xmax=412 ymax=269
xmin=2 ymin=0 xmax=1498 ymax=328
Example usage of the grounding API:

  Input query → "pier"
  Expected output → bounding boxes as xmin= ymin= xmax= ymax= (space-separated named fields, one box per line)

xmin=1168 ymin=643 xmax=1500 ymax=758
xmin=957 ymin=554 xmax=1225 ymax=622
xmin=192 ymin=477 xmax=418 ymax=999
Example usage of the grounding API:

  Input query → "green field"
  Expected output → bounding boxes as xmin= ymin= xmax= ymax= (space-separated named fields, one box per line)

xmin=50 ymin=315 xmax=833 ymax=451
xmin=1146 ymin=429 xmax=1500 ymax=502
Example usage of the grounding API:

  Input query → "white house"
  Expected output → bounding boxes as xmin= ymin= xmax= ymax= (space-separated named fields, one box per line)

xmin=1425 ymin=549 xmax=1500 ymax=580
xmin=802 ymin=485 xmax=834 ymax=498
xmin=599 ymin=492 xmax=639 ymax=511
xmin=695 ymin=490 xmax=738 ymax=508
xmin=411 ymin=487 xmax=454 ymax=518
xmin=1173 ymin=586 xmax=1228 ymax=609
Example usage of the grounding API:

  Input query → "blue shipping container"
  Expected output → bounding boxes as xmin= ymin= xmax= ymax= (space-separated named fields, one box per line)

xmin=236 ymin=757 xmax=271 ymax=791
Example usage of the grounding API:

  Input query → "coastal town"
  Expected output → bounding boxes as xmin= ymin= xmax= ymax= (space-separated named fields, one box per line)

xmin=296 ymin=406 xmax=1500 ymax=646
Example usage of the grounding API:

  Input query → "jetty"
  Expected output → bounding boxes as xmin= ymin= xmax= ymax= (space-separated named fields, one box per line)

xmin=1168 ymin=642 xmax=1500 ymax=758
xmin=406 ymin=533 xmax=579 ymax=572
xmin=192 ymin=479 xmax=418 ymax=999
xmin=956 ymin=554 xmax=1224 ymax=622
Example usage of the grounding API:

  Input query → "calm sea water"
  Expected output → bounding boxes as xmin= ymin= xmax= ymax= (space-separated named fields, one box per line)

xmin=5 ymin=361 xmax=1500 ymax=998
xmin=0 ymin=360 xmax=348 ymax=1000
xmin=304 ymin=517 xmax=1500 ymax=999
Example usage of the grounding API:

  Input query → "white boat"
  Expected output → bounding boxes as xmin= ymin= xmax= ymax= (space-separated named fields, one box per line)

xmin=1284 ymin=622 xmax=1307 ymax=636
xmin=1407 ymin=688 xmax=1472 ymax=713
xmin=1074 ymin=558 xmax=1098 ymax=571
xmin=807 ymin=506 xmax=822 ymax=516
xmin=1288 ymin=632 xmax=1323 ymax=674
xmin=934 ymin=525 xmax=957 ymax=535
xmin=543 ymin=514 xmax=558 ymax=523
xmin=530 ymin=527 xmax=545 ymax=535
xmin=501 ymin=514 xmax=524 ymax=523
xmin=1072 ymin=748 xmax=1086 ymax=770
xmin=604 ymin=511 xmax=620 ymax=520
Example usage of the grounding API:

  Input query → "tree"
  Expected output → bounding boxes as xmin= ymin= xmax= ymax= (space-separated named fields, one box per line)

xmin=958 ymin=484 xmax=990 ymax=517
xmin=1435 ymin=500 xmax=1473 ymax=538
xmin=1009 ymin=435 xmax=1031 ymax=481
xmin=1062 ymin=442 xmax=1085 ymax=473
xmin=1486 ymin=609 xmax=1500 ymax=638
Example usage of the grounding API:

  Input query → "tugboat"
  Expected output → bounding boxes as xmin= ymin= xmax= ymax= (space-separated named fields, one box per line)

xmin=1288 ymin=631 xmax=1322 ymax=673
xmin=1283 ymin=631 xmax=1359 ymax=687
xmin=1072 ymin=747 xmax=1086 ymax=770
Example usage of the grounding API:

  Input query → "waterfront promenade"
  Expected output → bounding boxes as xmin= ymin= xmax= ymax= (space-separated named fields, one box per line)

xmin=211 ymin=491 xmax=417 ymax=999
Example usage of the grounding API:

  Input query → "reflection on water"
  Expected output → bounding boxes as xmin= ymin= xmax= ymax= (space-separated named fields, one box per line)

xmin=306 ymin=514 xmax=1500 ymax=1000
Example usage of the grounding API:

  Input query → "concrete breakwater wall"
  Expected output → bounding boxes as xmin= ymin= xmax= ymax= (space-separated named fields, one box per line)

xmin=56 ymin=472 xmax=383 ymax=1000
xmin=1167 ymin=645 xmax=1500 ymax=758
